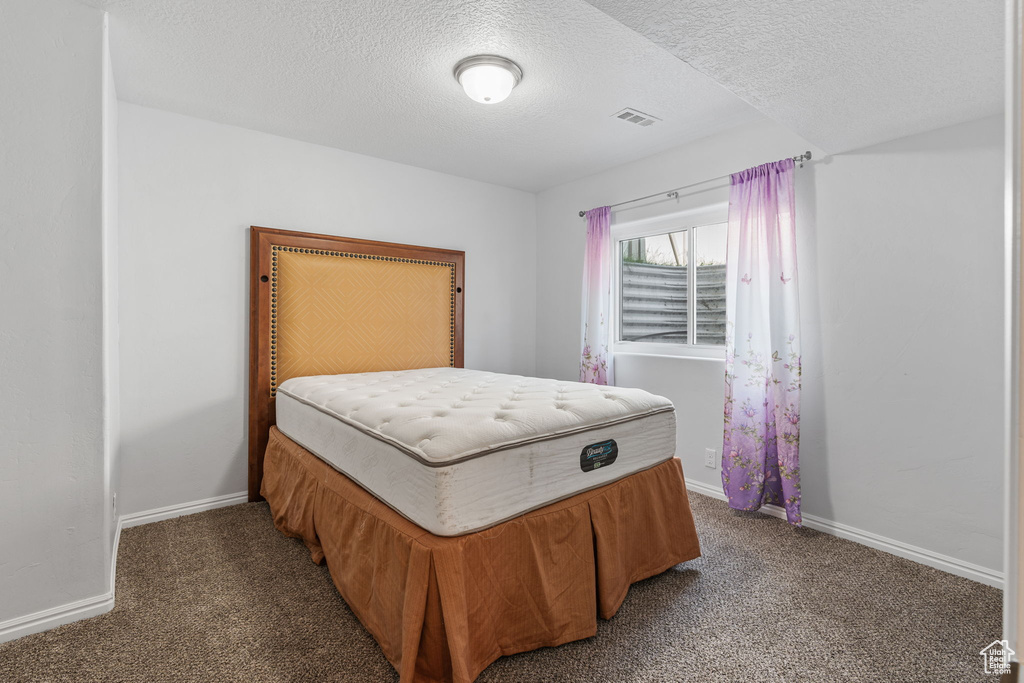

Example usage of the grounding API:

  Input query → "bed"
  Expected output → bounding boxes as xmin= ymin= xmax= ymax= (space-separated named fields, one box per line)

xmin=248 ymin=226 xmax=701 ymax=683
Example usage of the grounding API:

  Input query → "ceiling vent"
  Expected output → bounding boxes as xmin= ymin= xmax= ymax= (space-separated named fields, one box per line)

xmin=612 ymin=108 xmax=661 ymax=127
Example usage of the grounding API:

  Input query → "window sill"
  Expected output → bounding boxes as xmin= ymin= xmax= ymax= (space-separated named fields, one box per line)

xmin=613 ymin=342 xmax=726 ymax=361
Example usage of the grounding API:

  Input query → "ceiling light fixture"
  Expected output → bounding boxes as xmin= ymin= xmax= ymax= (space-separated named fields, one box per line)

xmin=454 ymin=55 xmax=522 ymax=104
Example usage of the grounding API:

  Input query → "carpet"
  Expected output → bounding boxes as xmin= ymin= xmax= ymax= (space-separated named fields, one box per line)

xmin=0 ymin=493 xmax=1002 ymax=682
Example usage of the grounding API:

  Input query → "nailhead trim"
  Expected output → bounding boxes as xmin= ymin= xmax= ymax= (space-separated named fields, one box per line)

xmin=269 ymin=245 xmax=457 ymax=397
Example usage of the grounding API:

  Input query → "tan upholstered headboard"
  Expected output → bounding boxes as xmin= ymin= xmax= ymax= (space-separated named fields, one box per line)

xmin=248 ymin=226 xmax=465 ymax=501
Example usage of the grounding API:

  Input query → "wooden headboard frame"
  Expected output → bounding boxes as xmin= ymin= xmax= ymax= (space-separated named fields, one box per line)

xmin=248 ymin=226 xmax=465 ymax=501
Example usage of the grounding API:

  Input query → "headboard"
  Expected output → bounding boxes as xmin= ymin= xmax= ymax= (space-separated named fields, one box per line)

xmin=248 ymin=226 xmax=465 ymax=501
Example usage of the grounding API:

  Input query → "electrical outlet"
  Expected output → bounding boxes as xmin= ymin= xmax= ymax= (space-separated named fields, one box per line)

xmin=704 ymin=448 xmax=717 ymax=468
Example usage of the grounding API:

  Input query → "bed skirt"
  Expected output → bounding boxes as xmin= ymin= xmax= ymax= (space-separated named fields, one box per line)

xmin=261 ymin=426 xmax=701 ymax=683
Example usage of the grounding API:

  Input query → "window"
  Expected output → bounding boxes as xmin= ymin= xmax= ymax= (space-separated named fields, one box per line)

xmin=618 ymin=221 xmax=728 ymax=348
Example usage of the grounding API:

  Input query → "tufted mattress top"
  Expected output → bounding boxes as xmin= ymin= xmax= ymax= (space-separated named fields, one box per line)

xmin=277 ymin=367 xmax=673 ymax=465
xmin=275 ymin=367 xmax=678 ymax=535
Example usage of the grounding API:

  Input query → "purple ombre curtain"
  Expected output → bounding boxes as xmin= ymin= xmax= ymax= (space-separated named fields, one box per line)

xmin=722 ymin=159 xmax=802 ymax=525
xmin=580 ymin=206 xmax=613 ymax=385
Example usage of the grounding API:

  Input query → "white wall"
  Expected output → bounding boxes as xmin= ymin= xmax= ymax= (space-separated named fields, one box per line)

xmin=0 ymin=0 xmax=110 ymax=629
xmin=536 ymin=116 xmax=1005 ymax=574
xmin=117 ymin=104 xmax=538 ymax=515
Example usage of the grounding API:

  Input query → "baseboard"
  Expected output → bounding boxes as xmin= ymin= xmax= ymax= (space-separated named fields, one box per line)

xmin=685 ymin=479 xmax=1005 ymax=589
xmin=120 ymin=491 xmax=248 ymax=529
xmin=0 ymin=590 xmax=114 ymax=645
xmin=0 ymin=491 xmax=247 ymax=644
xmin=0 ymin=518 xmax=122 ymax=645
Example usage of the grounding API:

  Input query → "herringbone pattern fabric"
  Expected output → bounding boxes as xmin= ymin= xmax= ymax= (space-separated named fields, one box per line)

xmin=274 ymin=249 xmax=454 ymax=390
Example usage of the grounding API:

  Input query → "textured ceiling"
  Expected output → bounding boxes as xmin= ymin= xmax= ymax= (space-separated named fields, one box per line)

xmin=585 ymin=0 xmax=1004 ymax=153
xmin=86 ymin=0 xmax=765 ymax=191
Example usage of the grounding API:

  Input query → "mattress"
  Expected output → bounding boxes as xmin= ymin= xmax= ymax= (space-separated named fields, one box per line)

xmin=275 ymin=367 xmax=677 ymax=536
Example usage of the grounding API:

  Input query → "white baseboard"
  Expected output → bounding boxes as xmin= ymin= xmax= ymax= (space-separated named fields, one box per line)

xmin=120 ymin=491 xmax=248 ymax=529
xmin=0 ymin=492 xmax=246 ymax=644
xmin=685 ymin=479 xmax=1005 ymax=589
xmin=0 ymin=591 xmax=114 ymax=644
xmin=0 ymin=517 xmax=122 ymax=645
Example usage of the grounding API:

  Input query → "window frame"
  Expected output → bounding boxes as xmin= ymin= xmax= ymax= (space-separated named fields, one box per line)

xmin=612 ymin=203 xmax=728 ymax=360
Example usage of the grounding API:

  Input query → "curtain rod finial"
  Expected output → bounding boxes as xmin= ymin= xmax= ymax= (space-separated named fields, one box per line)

xmin=793 ymin=151 xmax=812 ymax=168
xmin=579 ymin=210 xmax=585 ymax=218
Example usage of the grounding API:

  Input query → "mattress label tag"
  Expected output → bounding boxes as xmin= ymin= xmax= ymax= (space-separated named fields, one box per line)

xmin=580 ymin=439 xmax=618 ymax=472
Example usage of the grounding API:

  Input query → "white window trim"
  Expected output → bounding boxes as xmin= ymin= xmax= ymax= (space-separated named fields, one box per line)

xmin=611 ymin=202 xmax=728 ymax=361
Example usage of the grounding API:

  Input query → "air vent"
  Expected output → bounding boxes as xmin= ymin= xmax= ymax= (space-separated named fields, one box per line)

xmin=612 ymin=108 xmax=660 ymax=127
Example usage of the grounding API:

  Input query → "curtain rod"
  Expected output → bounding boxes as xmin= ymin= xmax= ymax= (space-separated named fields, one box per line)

xmin=577 ymin=151 xmax=812 ymax=218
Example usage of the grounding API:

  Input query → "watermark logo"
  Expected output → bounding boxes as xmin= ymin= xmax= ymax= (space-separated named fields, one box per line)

xmin=980 ymin=639 xmax=1014 ymax=675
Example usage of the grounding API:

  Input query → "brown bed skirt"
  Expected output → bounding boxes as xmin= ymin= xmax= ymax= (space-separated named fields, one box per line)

xmin=261 ymin=426 xmax=701 ymax=683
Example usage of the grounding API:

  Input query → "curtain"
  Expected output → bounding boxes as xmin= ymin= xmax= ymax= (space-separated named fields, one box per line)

xmin=580 ymin=206 xmax=613 ymax=385
xmin=722 ymin=159 xmax=802 ymax=525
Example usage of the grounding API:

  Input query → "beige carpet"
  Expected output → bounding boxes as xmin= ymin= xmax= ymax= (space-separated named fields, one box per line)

xmin=0 ymin=493 xmax=1002 ymax=682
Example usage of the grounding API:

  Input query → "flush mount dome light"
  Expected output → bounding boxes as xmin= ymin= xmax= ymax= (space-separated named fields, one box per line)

xmin=454 ymin=55 xmax=522 ymax=104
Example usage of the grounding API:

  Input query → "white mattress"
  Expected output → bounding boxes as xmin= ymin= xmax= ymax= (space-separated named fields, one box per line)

xmin=275 ymin=367 xmax=676 ymax=536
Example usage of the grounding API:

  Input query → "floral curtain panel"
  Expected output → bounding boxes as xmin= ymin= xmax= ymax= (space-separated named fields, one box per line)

xmin=722 ymin=159 xmax=802 ymax=525
xmin=580 ymin=206 xmax=613 ymax=385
